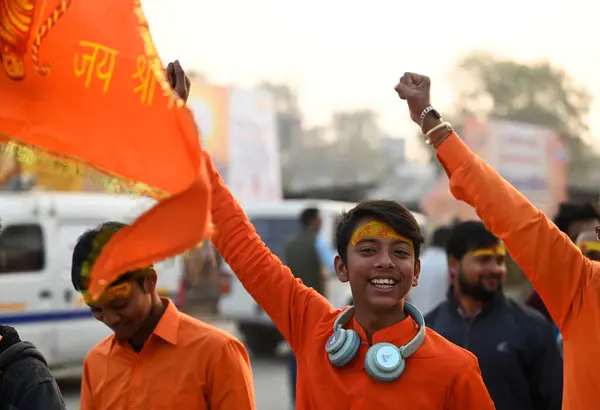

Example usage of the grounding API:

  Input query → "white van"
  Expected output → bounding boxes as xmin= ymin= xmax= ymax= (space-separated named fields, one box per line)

xmin=0 ymin=191 xmax=185 ymax=370
xmin=218 ymin=199 xmax=428 ymax=356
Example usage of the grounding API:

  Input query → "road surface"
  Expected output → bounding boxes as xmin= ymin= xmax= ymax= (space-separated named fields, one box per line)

xmin=56 ymin=320 xmax=293 ymax=410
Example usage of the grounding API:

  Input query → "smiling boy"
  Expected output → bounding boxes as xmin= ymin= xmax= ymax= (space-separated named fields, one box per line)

xmin=72 ymin=222 xmax=255 ymax=410
xmin=158 ymin=61 xmax=494 ymax=409
xmin=204 ymin=157 xmax=494 ymax=408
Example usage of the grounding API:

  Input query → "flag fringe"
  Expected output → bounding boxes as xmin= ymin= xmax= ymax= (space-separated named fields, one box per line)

xmin=0 ymin=134 xmax=168 ymax=199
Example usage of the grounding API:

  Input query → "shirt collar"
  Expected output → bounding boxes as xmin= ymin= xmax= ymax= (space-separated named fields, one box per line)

xmin=349 ymin=310 xmax=419 ymax=346
xmin=153 ymin=298 xmax=180 ymax=345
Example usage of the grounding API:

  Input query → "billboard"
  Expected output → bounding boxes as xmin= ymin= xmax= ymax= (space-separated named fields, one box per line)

xmin=227 ymin=87 xmax=282 ymax=205
xmin=421 ymin=118 xmax=568 ymax=223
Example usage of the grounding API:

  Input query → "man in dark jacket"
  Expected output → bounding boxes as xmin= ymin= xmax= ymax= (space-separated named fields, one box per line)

xmin=0 ymin=325 xmax=66 ymax=410
xmin=425 ymin=221 xmax=563 ymax=410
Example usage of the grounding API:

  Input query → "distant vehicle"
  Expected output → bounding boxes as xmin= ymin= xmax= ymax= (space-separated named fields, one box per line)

xmin=218 ymin=199 xmax=428 ymax=356
xmin=0 ymin=192 xmax=186 ymax=370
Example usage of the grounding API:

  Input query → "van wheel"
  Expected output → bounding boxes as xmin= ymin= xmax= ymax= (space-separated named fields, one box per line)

xmin=238 ymin=323 xmax=283 ymax=357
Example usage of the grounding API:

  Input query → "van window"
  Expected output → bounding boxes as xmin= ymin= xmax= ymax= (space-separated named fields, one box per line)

xmin=0 ymin=224 xmax=45 ymax=273
xmin=250 ymin=217 xmax=300 ymax=259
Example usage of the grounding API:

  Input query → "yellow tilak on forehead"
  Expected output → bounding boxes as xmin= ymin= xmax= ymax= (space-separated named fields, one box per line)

xmin=471 ymin=244 xmax=506 ymax=257
xmin=350 ymin=221 xmax=413 ymax=248
xmin=83 ymin=282 xmax=132 ymax=304
xmin=577 ymin=241 xmax=600 ymax=253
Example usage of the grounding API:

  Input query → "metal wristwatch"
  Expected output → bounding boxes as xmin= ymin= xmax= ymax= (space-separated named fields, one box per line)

xmin=419 ymin=106 xmax=442 ymax=128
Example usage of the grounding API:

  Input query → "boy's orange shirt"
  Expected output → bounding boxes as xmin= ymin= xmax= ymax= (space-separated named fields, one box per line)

xmin=437 ymin=132 xmax=600 ymax=410
xmin=80 ymin=299 xmax=255 ymax=410
xmin=207 ymin=154 xmax=494 ymax=409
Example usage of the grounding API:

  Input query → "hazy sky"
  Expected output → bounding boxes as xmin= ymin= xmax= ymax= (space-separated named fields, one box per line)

xmin=142 ymin=0 xmax=600 ymax=160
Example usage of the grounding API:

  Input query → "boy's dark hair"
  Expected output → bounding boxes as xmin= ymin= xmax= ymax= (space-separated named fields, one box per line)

xmin=445 ymin=220 xmax=499 ymax=260
xmin=300 ymin=207 xmax=320 ymax=228
xmin=431 ymin=226 xmax=451 ymax=248
xmin=71 ymin=221 xmax=144 ymax=291
xmin=553 ymin=202 xmax=600 ymax=236
xmin=335 ymin=200 xmax=424 ymax=263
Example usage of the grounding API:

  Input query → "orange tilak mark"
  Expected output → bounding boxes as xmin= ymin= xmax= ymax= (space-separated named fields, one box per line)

xmin=84 ymin=282 xmax=132 ymax=304
xmin=350 ymin=221 xmax=413 ymax=248
xmin=471 ymin=244 xmax=506 ymax=257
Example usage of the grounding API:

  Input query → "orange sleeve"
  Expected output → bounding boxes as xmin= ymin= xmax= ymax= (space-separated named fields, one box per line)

xmin=436 ymin=132 xmax=597 ymax=331
xmin=207 ymin=339 xmax=256 ymax=410
xmin=448 ymin=356 xmax=495 ymax=409
xmin=206 ymin=153 xmax=334 ymax=350
xmin=80 ymin=357 xmax=95 ymax=410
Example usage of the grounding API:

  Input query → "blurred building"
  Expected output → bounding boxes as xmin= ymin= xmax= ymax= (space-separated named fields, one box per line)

xmin=378 ymin=135 xmax=406 ymax=164
xmin=333 ymin=110 xmax=380 ymax=150
xmin=260 ymin=83 xmax=303 ymax=157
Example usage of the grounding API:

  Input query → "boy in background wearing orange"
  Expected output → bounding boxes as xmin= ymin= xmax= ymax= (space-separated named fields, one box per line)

xmin=73 ymin=221 xmax=255 ymax=410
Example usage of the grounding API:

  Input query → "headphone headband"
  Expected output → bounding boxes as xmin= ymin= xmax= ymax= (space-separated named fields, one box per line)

xmin=333 ymin=306 xmax=355 ymax=331
xmin=400 ymin=302 xmax=426 ymax=358
xmin=332 ymin=302 xmax=425 ymax=359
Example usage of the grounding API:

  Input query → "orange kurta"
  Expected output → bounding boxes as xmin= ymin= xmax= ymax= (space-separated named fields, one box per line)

xmin=437 ymin=132 xmax=600 ymax=410
xmin=207 ymin=154 xmax=493 ymax=409
xmin=80 ymin=299 xmax=255 ymax=410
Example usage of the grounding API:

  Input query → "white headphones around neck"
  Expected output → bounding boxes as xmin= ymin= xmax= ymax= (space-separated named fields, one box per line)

xmin=325 ymin=301 xmax=426 ymax=382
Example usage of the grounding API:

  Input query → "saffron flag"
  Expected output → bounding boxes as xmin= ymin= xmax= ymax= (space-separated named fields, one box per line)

xmin=0 ymin=0 xmax=211 ymax=300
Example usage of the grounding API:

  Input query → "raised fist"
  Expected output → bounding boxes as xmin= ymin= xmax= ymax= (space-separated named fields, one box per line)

xmin=394 ymin=72 xmax=432 ymax=126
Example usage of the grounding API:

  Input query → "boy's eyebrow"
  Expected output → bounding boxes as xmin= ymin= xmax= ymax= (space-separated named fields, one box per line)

xmin=355 ymin=238 xmax=413 ymax=251
xmin=356 ymin=238 xmax=378 ymax=244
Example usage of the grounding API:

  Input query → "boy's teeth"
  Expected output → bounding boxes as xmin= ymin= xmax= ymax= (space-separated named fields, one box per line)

xmin=370 ymin=278 xmax=396 ymax=285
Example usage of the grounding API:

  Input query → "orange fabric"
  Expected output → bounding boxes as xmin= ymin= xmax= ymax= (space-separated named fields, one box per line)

xmin=206 ymin=153 xmax=493 ymax=409
xmin=437 ymin=132 xmax=600 ymax=410
xmin=0 ymin=0 xmax=211 ymax=299
xmin=80 ymin=299 xmax=255 ymax=410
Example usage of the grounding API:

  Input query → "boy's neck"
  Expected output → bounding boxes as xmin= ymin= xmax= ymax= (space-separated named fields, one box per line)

xmin=129 ymin=297 xmax=166 ymax=349
xmin=354 ymin=302 xmax=407 ymax=344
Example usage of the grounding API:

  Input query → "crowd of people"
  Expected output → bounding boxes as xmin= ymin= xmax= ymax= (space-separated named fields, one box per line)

xmin=1 ymin=66 xmax=599 ymax=410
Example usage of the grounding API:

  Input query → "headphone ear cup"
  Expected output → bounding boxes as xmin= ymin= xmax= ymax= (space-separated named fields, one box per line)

xmin=328 ymin=329 xmax=360 ymax=367
xmin=364 ymin=342 xmax=405 ymax=382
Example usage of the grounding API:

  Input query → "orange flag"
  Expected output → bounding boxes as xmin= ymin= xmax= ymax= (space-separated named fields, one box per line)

xmin=0 ymin=0 xmax=211 ymax=300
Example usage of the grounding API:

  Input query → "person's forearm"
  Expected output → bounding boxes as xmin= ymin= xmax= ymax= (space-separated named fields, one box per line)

xmin=422 ymin=116 xmax=442 ymax=135
xmin=435 ymin=130 xmax=594 ymax=331
xmin=206 ymin=153 xmax=331 ymax=347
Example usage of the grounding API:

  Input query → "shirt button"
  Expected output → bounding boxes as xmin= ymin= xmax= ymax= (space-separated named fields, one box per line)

xmin=356 ymin=393 xmax=362 ymax=399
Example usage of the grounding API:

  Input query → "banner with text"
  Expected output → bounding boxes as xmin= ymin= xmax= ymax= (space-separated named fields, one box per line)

xmin=421 ymin=118 xmax=568 ymax=223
